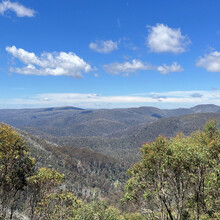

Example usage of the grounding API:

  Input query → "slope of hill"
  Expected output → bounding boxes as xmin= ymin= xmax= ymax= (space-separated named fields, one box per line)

xmin=1 ymin=104 xmax=220 ymax=139
xmin=41 ymin=112 xmax=220 ymax=162
xmin=0 ymin=107 xmax=157 ymax=137
xmin=1 ymin=106 xmax=220 ymax=202
xmin=15 ymin=128 xmax=128 ymax=199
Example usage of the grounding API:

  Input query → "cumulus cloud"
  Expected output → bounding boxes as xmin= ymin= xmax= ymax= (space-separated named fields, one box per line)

xmin=196 ymin=51 xmax=220 ymax=72
xmin=0 ymin=0 xmax=35 ymax=17
xmin=89 ymin=40 xmax=118 ymax=53
xmin=103 ymin=59 xmax=151 ymax=75
xmin=156 ymin=62 xmax=184 ymax=74
xmin=147 ymin=24 xmax=190 ymax=53
xmin=6 ymin=46 xmax=93 ymax=78
xmin=103 ymin=59 xmax=183 ymax=75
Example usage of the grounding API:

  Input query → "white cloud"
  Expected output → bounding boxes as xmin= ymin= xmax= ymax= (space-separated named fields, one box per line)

xmin=151 ymin=94 xmax=167 ymax=100
xmin=89 ymin=40 xmax=118 ymax=53
xmin=0 ymin=0 xmax=35 ymax=17
xmin=6 ymin=46 xmax=93 ymax=78
xmin=103 ymin=59 xmax=183 ymax=75
xmin=103 ymin=59 xmax=151 ymax=75
xmin=196 ymin=51 xmax=220 ymax=72
xmin=1 ymin=90 xmax=220 ymax=109
xmin=94 ymin=73 xmax=99 ymax=77
xmin=156 ymin=62 xmax=184 ymax=74
xmin=147 ymin=24 xmax=190 ymax=54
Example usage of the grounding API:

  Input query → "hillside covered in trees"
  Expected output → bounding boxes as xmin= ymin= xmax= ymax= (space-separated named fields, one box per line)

xmin=1 ymin=105 xmax=220 ymax=163
xmin=0 ymin=115 xmax=219 ymax=219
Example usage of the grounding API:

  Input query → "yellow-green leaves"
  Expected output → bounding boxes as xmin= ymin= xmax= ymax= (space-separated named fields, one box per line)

xmin=0 ymin=124 xmax=35 ymax=218
xmin=0 ymin=124 xmax=35 ymax=191
xmin=123 ymin=120 xmax=220 ymax=219
xmin=27 ymin=167 xmax=64 ymax=188
xmin=35 ymin=193 xmax=124 ymax=220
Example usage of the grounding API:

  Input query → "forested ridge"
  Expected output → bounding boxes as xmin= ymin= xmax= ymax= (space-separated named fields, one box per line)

xmin=1 ymin=105 xmax=220 ymax=164
xmin=0 ymin=118 xmax=219 ymax=219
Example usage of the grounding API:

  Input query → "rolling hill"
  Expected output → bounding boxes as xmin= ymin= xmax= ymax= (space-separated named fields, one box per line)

xmin=1 ymin=105 xmax=220 ymax=162
xmin=1 ymin=105 xmax=220 ymax=200
xmin=0 ymin=104 xmax=220 ymax=139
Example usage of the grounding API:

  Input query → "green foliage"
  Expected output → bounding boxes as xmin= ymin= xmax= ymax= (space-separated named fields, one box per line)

xmin=27 ymin=167 xmax=64 ymax=189
xmin=123 ymin=212 xmax=147 ymax=220
xmin=1 ymin=115 xmax=220 ymax=219
xmin=35 ymin=191 xmax=124 ymax=220
xmin=27 ymin=167 xmax=65 ymax=219
xmin=35 ymin=191 xmax=82 ymax=219
xmin=123 ymin=120 xmax=220 ymax=220
xmin=0 ymin=124 xmax=35 ymax=191
xmin=72 ymin=200 xmax=123 ymax=220
xmin=0 ymin=123 xmax=35 ymax=218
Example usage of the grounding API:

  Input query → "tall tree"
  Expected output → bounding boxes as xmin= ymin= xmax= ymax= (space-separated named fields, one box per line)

xmin=27 ymin=167 xmax=64 ymax=219
xmin=123 ymin=120 xmax=220 ymax=219
xmin=0 ymin=124 xmax=35 ymax=219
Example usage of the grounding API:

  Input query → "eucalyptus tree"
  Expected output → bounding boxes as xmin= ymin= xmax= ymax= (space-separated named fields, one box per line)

xmin=123 ymin=120 xmax=220 ymax=219
xmin=0 ymin=124 xmax=35 ymax=219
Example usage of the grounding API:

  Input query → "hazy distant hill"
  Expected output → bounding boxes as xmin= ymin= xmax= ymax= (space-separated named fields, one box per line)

xmin=30 ymin=112 xmax=220 ymax=162
xmin=0 ymin=106 xmax=158 ymax=137
xmin=0 ymin=104 xmax=220 ymax=138
xmin=1 ymin=105 xmax=220 ymax=163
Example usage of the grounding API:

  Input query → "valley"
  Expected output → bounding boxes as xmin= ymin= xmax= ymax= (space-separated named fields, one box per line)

xmin=1 ymin=104 xmax=220 ymax=219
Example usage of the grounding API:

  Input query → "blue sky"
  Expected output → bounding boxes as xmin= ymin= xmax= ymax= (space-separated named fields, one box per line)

xmin=1 ymin=0 xmax=220 ymax=109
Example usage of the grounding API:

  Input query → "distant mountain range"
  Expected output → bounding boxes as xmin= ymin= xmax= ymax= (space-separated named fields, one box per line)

xmin=1 ymin=104 xmax=220 ymax=162
xmin=0 ymin=104 xmax=220 ymax=139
